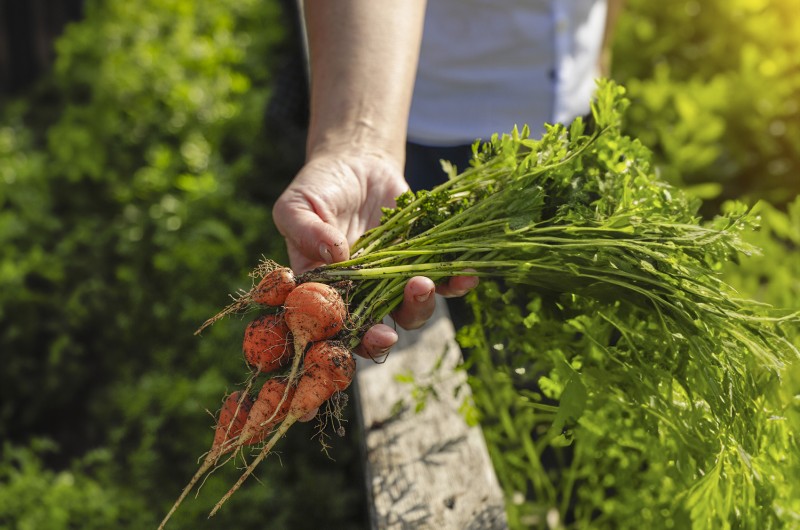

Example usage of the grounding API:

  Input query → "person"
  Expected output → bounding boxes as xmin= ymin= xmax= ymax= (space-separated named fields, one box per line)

xmin=272 ymin=0 xmax=623 ymax=360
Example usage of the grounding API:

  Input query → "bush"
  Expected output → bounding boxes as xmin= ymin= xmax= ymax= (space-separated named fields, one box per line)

xmin=0 ymin=440 xmax=139 ymax=530
xmin=0 ymin=1 xmax=365 ymax=528
xmin=613 ymin=0 xmax=800 ymax=209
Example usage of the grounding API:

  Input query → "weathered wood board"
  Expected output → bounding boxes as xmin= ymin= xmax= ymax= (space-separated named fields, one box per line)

xmin=354 ymin=299 xmax=509 ymax=530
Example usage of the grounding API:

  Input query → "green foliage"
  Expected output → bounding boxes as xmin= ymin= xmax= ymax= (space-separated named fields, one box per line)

xmin=613 ymin=0 xmax=800 ymax=208
xmin=461 ymin=255 xmax=799 ymax=528
xmin=319 ymin=83 xmax=797 ymax=397
xmin=451 ymin=5 xmax=800 ymax=526
xmin=453 ymin=92 xmax=800 ymax=530
xmin=1 ymin=0 xmax=365 ymax=528
xmin=1 ymin=0 xmax=278 ymax=441
xmin=722 ymin=198 xmax=800 ymax=314
xmin=0 ymin=440 xmax=141 ymax=530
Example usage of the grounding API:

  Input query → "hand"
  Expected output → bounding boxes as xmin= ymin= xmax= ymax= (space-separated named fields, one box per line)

xmin=272 ymin=149 xmax=478 ymax=360
xmin=273 ymin=151 xmax=405 ymax=273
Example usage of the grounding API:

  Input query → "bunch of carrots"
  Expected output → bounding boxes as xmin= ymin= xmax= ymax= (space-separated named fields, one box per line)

xmin=158 ymin=266 xmax=357 ymax=528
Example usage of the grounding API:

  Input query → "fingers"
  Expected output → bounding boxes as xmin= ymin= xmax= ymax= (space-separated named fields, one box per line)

xmin=436 ymin=274 xmax=479 ymax=298
xmin=273 ymin=195 xmax=350 ymax=273
xmin=355 ymin=275 xmax=477 ymax=361
xmin=354 ymin=322 xmax=399 ymax=360
xmin=389 ymin=276 xmax=437 ymax=331
xmin=390 ymin=275 xmax=478 ymax=330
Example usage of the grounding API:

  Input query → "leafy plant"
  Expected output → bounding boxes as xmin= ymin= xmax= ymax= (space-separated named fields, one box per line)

xmin=0 ymin=440 xmax=139 ymax=530
xmin=613 ymin=0 xmax=800 ymax=209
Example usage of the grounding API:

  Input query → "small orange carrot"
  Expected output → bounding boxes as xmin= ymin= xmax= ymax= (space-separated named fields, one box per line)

xmin=209 ymin=341 xmax=356 ymax=517
xmin=238 ymin=378 xmax=295 ymax=446
xmin=252 ymin=267 xmax=296 ymax=306
xmin=283 ymin=282 xmax=347 ymax=356
xmin=242 ymin=314 xmax=292 ymax=373
xmin=273 ymin=282 xmax=348 ymax=434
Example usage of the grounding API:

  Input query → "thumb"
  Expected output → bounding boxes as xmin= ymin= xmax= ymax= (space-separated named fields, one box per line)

xmin=273 ymin=200 xmax=350 ymax=271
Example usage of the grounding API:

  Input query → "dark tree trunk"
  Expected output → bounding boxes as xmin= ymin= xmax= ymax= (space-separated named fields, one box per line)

xmin=0 ymin=0 xmax=84 ymax=94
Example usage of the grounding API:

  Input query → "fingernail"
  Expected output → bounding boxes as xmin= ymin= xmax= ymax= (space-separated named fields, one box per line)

xmin=414 ymin=289 xmax=433 ymax=303
xmin=319 ymin=243 xmax=333 ymax=264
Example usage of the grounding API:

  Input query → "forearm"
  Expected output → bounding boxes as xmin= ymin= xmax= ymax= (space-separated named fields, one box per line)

xmin=599 ymin=0 xmax=624 ymax=77
xmin=303 ymin=0 xmax=427 ymax=166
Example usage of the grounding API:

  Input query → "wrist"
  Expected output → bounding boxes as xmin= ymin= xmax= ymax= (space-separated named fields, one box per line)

xmin=306 ymin=121 xmax=406 ymax=173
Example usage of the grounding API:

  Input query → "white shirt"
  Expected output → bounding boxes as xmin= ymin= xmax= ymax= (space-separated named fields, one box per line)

xmin=407 ymin=0 xmax=607 ymax=146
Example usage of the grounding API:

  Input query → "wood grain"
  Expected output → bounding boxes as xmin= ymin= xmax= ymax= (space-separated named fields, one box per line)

xmin=355 ymin=299 xmax=508 ymax=530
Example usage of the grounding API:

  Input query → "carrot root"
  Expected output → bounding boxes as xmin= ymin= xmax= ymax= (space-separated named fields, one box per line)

xmin=158 ymin=387 xmax=254 ymax=529
xmin=158 ymin=451 xmax=218 ymax=530
xmin=208 ymin=416 xmax=299 ymax=518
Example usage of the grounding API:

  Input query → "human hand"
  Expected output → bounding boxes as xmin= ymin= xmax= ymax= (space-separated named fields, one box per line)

xmin=272 ymin=149 xmax=478 ymax=360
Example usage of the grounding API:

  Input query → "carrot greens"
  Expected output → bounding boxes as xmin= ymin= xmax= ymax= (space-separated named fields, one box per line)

xmin=304 ymin=81 xmax=797 ymax=384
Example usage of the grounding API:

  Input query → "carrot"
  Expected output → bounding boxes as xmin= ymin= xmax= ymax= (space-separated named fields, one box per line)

xmin=285 ymin=341 xmax=356 ymax=418
xmin=193 ymin=264 xmax=295 ymax=335
xmin=209 ymin=341 xmax=356 ymax=517
xmin=158 ymin=391 xmax=254 ymax=530
xmin=274 ymin=282 xmax=348 ymax=427
xmin=237 ymin=378 xmax=295 ymax=445
xmin=283 ymin=282 xmax=347 ymax=355
xmin=252 ymin=266 xmax=296 ymax=306
xmin=212 ymin=390 xmax=254 ymax=451
xmin=242 ymin=314 xmax=292 ymax=373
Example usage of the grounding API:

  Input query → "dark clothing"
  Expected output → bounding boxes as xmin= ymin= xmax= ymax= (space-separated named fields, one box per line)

xmin=404 ymin=141 xmax=475 ymax=192
xmin=404 ymin=140 xmax=477 ymax=330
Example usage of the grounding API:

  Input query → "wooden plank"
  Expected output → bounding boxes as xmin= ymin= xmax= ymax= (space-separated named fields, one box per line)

xmin=355 ymin=299 xmax=508 ymax=530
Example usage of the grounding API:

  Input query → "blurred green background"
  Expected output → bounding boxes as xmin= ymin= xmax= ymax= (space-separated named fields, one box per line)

xmin=0 ymin=0 xmax=798 ymax=529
